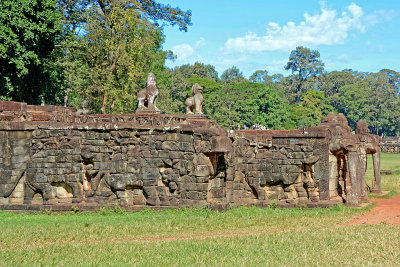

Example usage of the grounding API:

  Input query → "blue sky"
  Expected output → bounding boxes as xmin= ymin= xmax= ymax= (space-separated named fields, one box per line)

xmin=158 ymin=0 xmax=400 ymax=78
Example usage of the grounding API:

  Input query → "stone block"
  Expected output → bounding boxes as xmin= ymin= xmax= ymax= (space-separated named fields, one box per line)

xmin=271 ymin=173 xmax=283 ymax=183
xmin=0 ymin=170 xmax=12 ymax=184
xmin=272 ymin=165 xmax=281 ymax=173
xmin=195 ymin=165 xmax=212 ymax=177
xmin=153 ymin=135 xmax=166 ymax=142
xmin=210 ymin=136 xmax=232 ymax=153
xmin=162 ymin=141 xmax=179 ymax=151
xmin=259 ymin=162 xmax=271 ymax=171
xmin=9 ymin=197 xmax=24 ymax=204
xmin=187 ymin=191 xmax=205 ymax=200
xmin=178 ymin=134 xmax=193 ymax=143
xmin=194 ymin=176 xmax=208 ymax=183
xmin=0 ymin=197 xmax=9 ymax=205
xmin=169 ymin=151 xmax=185 ymax=159
xmin=286 ymin=165 xmax=300 ymax=173
xmin=211 ymin=178 xmax=221 ymax=188
xmin=142 ymin=168 xmax=159 ymax=180
xmin=184 ymin=153 xmax=194 ymax=160
xmin=209 ymin=188 xmax=224 ymax=199
xmin=180 ymin=142 xmax=195 ymax=152
xmin=194 ymin=140 xmax=211 ymax=153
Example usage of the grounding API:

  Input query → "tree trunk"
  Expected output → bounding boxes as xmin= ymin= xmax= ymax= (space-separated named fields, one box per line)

xmin=101 ymin=90 xmax=108 ymax=114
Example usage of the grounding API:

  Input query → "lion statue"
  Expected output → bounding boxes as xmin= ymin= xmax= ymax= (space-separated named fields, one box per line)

xmin=136 ymin=73 xmax=160 ymax=113
xmin=185 ymin=83 xmax=204 ymax=115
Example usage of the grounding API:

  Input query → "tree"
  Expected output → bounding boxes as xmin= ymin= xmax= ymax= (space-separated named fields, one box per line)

xmin=204 ymin=82 xmax=289 ymax=129
xmin=168 ymin=69 xmax=191 ymax=113
xmin=63 ymin=0 xmax=192 ymax=113
xmin=364 ymin=72 xmax=400 ymax=135
xmin=167 ymin=62 xmax=220 ymax=114
xmin=220 ymin=66 xmax=247 ymax=85
xmin=0 ymin=0 xmax=64 ymax=104
xmin=333 ymin=81 xmax=371 ymax=130
xmin=58 ymin=0 xmax=192 ymax=33
xmin=173 ymin=62 xmax=219 ymax=81
xmin=317 ymin=70 xmax=357 ymax=106
xmin=330 ymin=71 xmax=400 ymax=135
xmin=249 ymin=70 xmax=270 ymax=84
xmin=284 ymin=46 xmax=324 ymax=102
xmin=186 ymin=77 xmax=222 ymax=95
xmin=380 ymin=69 xmax=400 ymax=94
xmin=288 ymin=90 xmax=335 ymax=127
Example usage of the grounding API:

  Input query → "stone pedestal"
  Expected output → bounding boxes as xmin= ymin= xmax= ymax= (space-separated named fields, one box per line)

xmin=135 ymin=107 xmax=161 ymax=114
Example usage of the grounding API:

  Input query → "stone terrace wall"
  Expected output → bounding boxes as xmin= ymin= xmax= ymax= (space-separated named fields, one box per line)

xmin=0 ymin=101 xmax=360 ymax=210
xmin=0 ymin=101 xmax=76 ymax=123
xmin=381 ymin=136 xmax=400 ymax=153
xmin=0 ymin=115 xmax=231 ymax=208
xmin=229 ymin=130 xmax=329 ymax=206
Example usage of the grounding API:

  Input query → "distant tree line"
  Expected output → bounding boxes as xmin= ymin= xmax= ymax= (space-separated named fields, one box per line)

xmin=1 ymin=1 xmax=399 ymax=135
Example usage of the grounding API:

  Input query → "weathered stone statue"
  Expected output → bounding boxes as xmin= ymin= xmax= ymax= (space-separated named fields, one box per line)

xmin=136 ymin=73 xmax=160 ymax=114
xmin=76 ymin=99 xmax=90 ymax=115
xmin=185 ymin=83 xmax=204 ymax=115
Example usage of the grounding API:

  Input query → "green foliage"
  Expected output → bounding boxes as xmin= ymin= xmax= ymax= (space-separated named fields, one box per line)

xmin=379 ymin=68 xmax=400 ymax=94
xmin=289 ymin=90 xmax=335 ymax=127
xmin=168 ymin=62 xmax=220 ymax=113
xmin=62 ymin=0 xmax=192 ymax=114
xmin=136 ymin=0 xmax=192 ymax=32
xmin=1 ymin=2 xmax=399 ymax=135
xmin=174 ymin=62 xmax=219 ymax=81
xmin=186 ymin=77 xmax=222 ymax=95
xmin=285 ymin=46 xmax=325 ymax=102
xmin=205 ymin=82 xmax=289 ymax=129
xmin=220 ymin=66 xmax=247 ymax=85
xmin=0 ymin=0 xmax=64 ymax=104
xmin=332 ymin=81 xmax=371 ymax=129
xmin=249 ymin=70 xmax=270 ymax=84
xmin=318 ymin=70 xmax=357 ymax=103
xmin=65 ymin=1 xmax=163 ymax=113
xmin=332 ymin=73 xmax=400 ymax=135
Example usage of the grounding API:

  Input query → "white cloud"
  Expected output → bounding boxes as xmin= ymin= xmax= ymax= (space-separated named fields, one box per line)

xmin=170 ymin=38 xmax=206 ymax=63
xmin=171 ymin=44 xmax=194 ymax=62
xmin=195 ymin=37 xmax=206 ymax=48
xmin=365 ymin=9 xmax=397 ymax=25
xmin=224 ymin=3 xmax=366 ymax=53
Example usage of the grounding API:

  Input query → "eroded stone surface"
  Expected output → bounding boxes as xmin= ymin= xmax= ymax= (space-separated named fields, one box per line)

xmin=0 ymin=102 xmax=381 ymax=209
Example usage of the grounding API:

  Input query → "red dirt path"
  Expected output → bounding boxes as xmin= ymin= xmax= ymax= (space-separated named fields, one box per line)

xmin=346 ymin=195 xmax=400 ymax=226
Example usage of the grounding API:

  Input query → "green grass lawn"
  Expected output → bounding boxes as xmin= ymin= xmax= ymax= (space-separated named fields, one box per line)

xmin=1 ymin=153 xmax=400 ymax=266
xmin=366 ymin=153 xmax=400 ymax=196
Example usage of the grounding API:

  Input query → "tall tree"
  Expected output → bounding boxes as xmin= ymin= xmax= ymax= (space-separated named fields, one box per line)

xmin=364 ymin=72 xmax=399 ymax=135
xmin=332 ymin=73 xmax=400 ymax=135
xmin=63 ymin=0 xmax=192 ymax=113
xmin=288 ymin=90 xmax=335 ymax=127
xmin=204 ymin=82 xmax=288 ymax=129
xmin=0 ymin=0 xmax=64 ymax=104
xmin=318 ymin=70 xmax=357 ymax=104
xmin=249 ymin=70 xmax=270 ymax=84
xmin=332 ymin=81 xmax=371 ymax=130
xmin=220 ymin=66 xmax=247 ymax=85
xmin=284 ymin=46 xmax=324 ymax=102
xmin=380 ymin=69 xmax=400 ymax=94
xmin=173 ymin=62 xmax=219 ymax=81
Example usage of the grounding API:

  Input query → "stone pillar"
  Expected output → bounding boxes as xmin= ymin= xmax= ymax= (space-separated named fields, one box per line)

xmin=328 ymin=153 xmax=338 ymax=198
xmin=346 ymin=151 xmax=360 ymax=205
xmin=372 ymin=150 xmax=382 ymax=193
xmin=358 ymin=147 xmax=368 ymax=203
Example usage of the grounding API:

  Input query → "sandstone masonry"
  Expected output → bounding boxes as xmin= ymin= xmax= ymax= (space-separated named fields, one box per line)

xmin=0 ymin=101 xmax=381 ymax=211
